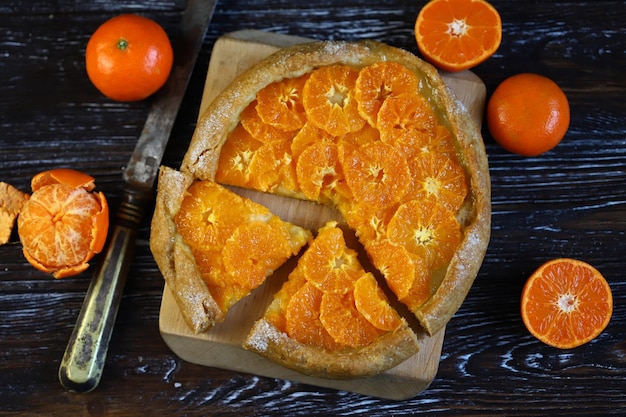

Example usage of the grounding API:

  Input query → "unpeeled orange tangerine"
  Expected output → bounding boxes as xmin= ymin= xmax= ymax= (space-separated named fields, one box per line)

xmin=487 ymin=73 xmax=570 ymax=156
xmin=86 ymin=14 xmax=173 ymax=101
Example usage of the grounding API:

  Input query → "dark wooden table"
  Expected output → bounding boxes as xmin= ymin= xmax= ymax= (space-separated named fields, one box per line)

xmin=1 ymin=1 xmax=625 ymax=415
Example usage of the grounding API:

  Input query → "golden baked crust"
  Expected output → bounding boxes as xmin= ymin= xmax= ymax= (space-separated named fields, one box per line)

xmin=180 ymin=39 xmax=490 ymax=336
xmin=151 ymin=166 xmax=224 ymax=333
xmin=244 ymin=318 xmax=419 ymax=379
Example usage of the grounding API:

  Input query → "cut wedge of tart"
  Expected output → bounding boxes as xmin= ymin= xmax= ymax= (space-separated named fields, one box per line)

xmin=150 ymin=166 xmax=312 ymax=333
xmin=244 ymin=221 xmax=419 ymax=379
xmin=177 ymin=39 xmax=490 ymax=337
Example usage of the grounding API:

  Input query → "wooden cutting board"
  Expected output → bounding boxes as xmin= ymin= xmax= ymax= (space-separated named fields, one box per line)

xmin=159 ymin=30 xmax=486 ymax=400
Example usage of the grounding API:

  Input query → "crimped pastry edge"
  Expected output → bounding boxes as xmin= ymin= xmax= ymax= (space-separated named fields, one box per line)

xmin=243 ymin=318 xmax=420 ymax=379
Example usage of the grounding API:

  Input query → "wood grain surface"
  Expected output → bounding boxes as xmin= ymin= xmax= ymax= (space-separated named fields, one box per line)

xmin=1 ymin=1 xmax=625 ymax=416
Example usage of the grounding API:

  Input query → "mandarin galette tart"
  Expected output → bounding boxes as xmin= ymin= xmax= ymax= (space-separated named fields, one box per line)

xmin=150 ymin=39 xmax=490 ymax=378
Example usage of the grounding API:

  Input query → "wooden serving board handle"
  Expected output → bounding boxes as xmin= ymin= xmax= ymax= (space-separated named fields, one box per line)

xmin=159 ymin=30 xmax=486 ymax=400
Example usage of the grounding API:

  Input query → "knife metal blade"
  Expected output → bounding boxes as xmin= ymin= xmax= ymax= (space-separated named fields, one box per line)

xmin=58 ymin=0 xmax=217 ymax=393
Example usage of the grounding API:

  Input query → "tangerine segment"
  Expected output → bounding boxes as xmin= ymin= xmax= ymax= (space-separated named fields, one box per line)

xmin=291 ymin=122 xmax=336 ymax=162
xmin=354 ymin=61 xmax=420 ymax=127
xmin=341 ymin=141 xmax=410 ymax=211
xmin=265 ymin=267 xmax=309 ymax=333
xmin=300 ymin=222 xmax=363 ymax=295
xmin=215 ymin=125 xmax=263 ymax=187
xmin=286 ymin=282 xmax=341 ymax=351
xmin=240 ymin=101 xmax=296 ymax=143
xmin=319 ymin=291 xmax=382 ymax=348
xmin=18 ymin=182 xmax=107 ymax=278
xmin=174 ymin=180 xmax=249 ymax=250
xmin=339 ymin=124 xmax=380 ymax=149
xmin=428 ymin=124 xmax=459 ymax=158
xmin=521 ymin=258 xmax=613 ymax=349
xmin=205 ymin=282 xmax=249 ymax=314
xmin=303 ymin=64 xmax=366 ymax=136
xmin=343 ymin=202 xmax=394 ymax=243
xmin=377 ymin=94 xmax=436 ymax=147
xmin=387 ymin=198 xmax=461 ymax=270
xmin=415 ymin=0 xmax=502 ymax=72
xmin=256 ymin=74 xmax=309 ymax=131
xmin=222 ymin=221 xmax=297 ymax=289
xmin=365 ymin=238 xmax=420 ymax=301
xmin=353 ymin=272 xmax=403 ymax=332
xmin=406 ymin=151 xmax=468 ymax=212
xmin=296 ymin=141 xmax=350 ymax=202
xmin=248 ymin=140 xmax=297 ymax=192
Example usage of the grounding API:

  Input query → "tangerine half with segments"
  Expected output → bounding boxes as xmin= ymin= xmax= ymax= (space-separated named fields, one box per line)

xmin=521 ymin=258 xmax=613 ymax=349
xmin=414 ymin=0 xmax=502 ymax=72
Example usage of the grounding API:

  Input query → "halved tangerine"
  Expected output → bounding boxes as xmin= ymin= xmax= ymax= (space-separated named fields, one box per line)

xmin=521 ymin=258 xmax=613 ymax=349
xmin=354 ymin=61 xmax=420 ymax=127
xmin=406 ymin=151 xmax=468 ymax=212
xmin=286 ymin=281 xmax=341 ymax=351
xmin=319 ymin=290 xmax=382 ymax=347
xmin=215 ymin=125 xmax=263 ymax=187
xmin=353 ymin=272 xmax=403 ymax=332
xmin=415 ymin=0 xmax=502 ymax=72
xmin=387 ymin=197 xmax=461 ymax=270
xmin=299 ymin=222 xmax=363 ymax=295
xmin=240 ymin=101 xmax=296 ymax=143
xmin=377 ymin=94 xmax=436 ymax=147
xmin=296 ymin=141 xmax=350 ymax=203
xmin=303 ymin=64 xmax=365 ymax=136
xmin=256 ymin=74 xmax=309 ymax=131
xmin=341 ymin=141 xmax=410 ymax=211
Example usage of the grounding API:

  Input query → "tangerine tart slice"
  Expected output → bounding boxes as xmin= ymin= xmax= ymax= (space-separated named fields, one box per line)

xmin=244 ymin=221 xmax=419 ymax=378
xmin=179 ymin=39 xmax=490 ymax=336
xmin=150 ymin=166 xmax=312 ymax=333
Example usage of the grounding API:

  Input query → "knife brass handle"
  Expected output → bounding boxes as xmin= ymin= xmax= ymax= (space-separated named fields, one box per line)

xmin=58 ymin=193 xmax=143 ymax=393
xmin=58 ymin=0 xmax=216 ymax=393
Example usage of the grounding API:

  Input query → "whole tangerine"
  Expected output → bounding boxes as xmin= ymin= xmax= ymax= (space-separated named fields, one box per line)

xmin=487 ymin=73 xmax=570 ymax=156
xmin=86 ymin=14 xmax=173 ymax=102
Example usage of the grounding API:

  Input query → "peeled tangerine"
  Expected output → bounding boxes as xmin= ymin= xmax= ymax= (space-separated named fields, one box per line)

xmin=17 ymin=169 xmax=109 ymax=278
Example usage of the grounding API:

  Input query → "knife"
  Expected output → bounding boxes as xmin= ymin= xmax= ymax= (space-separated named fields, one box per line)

xmin=58 ymin=0 xmax=217 ymax=393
